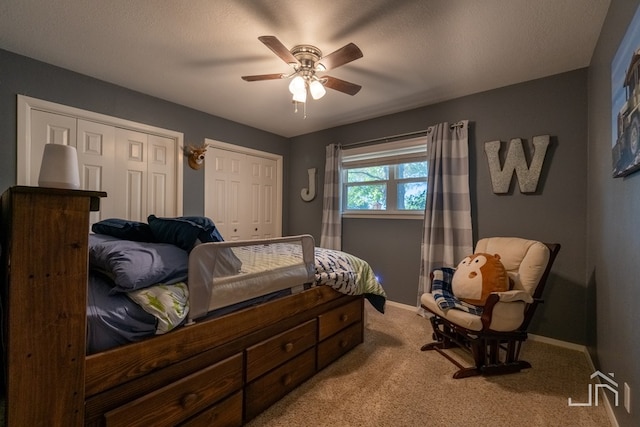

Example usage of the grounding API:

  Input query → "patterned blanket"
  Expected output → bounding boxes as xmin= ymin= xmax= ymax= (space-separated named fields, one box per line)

xmin=314 ymin=248 xmax=387 ymax=313
xmin=431 ymin=268 xmax=483 ymax=315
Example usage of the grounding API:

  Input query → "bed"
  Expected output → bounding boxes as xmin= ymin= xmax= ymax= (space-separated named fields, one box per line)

xmin=1 ymin=186 xmax=386 ymax=427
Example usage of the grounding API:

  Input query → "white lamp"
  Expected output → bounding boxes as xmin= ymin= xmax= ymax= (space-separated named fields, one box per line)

xmin=288 ymin=76 xmax=306 ymax=95
xmin=292 ymin=87 xmax=307 ymax=103
xmin=309 ymin=80 xmax=326 ymax=100
xmin=38 ymin=144 xmax=81 ymax=189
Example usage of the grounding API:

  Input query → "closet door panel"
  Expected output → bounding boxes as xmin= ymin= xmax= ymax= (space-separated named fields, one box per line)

xmin=148 ymin=134 xmax=177 ymax=217
xmin=28 ymin=110 xmax=77 ymax=186
xmin=261 ymin=158 xmax=277 ymax=238
xmin=115 ymin=128 xmax=148 ymax=221
xmin=77 ymin=120 xmax=116 ymax=223
xmin=206 ymin=148 xmax=245 ymax=241
xmin=247 ymin=155 xmax=277 ymax=239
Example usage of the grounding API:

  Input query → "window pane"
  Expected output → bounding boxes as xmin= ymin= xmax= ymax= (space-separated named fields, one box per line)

xmin=346 ymin=166 xmax=389 ymax=183
xmin=346 ymin=184 xmax=387 ymax=210
xmin=397 ymin=161 xmax=428 ymax=179
xmin=397 ymin=182 xmax=426 ymax=210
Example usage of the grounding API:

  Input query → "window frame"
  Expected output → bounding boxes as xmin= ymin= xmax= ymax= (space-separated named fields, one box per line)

xmin=341 ymin=136 xmax=428 ymax=219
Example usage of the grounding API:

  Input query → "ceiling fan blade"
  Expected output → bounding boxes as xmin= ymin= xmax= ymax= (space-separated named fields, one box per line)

xmin=258 ymin=36 xmax=300 ymax=66
xmin=323 ymin=76 xmax=362 ymax=96
xmin=316 ymin=43 xmax=363 ymax=71
xmin=241 ymin=73 xmax=285 ymax=81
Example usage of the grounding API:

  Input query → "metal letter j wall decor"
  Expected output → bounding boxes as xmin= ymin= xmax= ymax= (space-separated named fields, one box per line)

xmin=484 ymin=135 xmax=550 ymax=194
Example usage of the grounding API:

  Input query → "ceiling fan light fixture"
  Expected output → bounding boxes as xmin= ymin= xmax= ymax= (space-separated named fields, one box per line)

xmin=309 ymin=79 xmax=326 ymax=100
xmin=244 ymin=36 xmax=363 ymax=116
xmin=292 ymin=88 xmax=307 ymax=103
xmin=288 ymin=75 xmax=305 ymax=95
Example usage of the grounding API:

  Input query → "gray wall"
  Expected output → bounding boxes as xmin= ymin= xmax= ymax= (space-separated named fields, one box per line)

xmin=588 ymin=1 xmax=640 ymax=425
xmin=289 ymin=69 xmax=589 ymax=345
xmin=0 ymin=49 xmax=291 ymax=227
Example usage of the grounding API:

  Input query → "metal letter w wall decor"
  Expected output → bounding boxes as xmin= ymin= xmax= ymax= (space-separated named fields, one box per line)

xmin=484 ymin=135 xmax=550 ymax=194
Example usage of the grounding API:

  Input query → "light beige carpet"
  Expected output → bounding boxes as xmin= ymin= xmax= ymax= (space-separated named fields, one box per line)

xmin=247 ymin=303 xmax=611 ymax=427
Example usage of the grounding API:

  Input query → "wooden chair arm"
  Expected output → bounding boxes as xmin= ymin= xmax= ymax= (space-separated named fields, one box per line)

xmin=480 ymin=293 xmax=500 ymax=330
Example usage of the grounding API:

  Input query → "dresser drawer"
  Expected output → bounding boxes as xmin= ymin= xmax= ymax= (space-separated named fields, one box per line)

xmin=318 ymin=298 xmax=362 ymax=341
xmin=104 ymin=353 xmax=243 ymax=427
xmin=245 ymin=347 xmax=316 ymax=421
xmin=317 ymin=321 xmax=363 ymax=370
xmin=246 ymin=319 xmax=317 ymax=382
xmin=179 ymin=391 xmax=243 ymax=427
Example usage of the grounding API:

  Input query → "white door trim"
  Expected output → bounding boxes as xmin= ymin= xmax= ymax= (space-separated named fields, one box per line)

xmin=17 ymin=95 xmax=184 ymax=215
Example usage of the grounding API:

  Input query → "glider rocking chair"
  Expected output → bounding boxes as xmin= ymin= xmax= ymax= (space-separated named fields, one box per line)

xmin=420 ymin=237 xmax=560 ymax=379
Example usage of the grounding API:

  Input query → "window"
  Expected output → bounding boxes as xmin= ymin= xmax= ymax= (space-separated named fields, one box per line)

xmin=342 ymin=137 xmax=428 ymax=218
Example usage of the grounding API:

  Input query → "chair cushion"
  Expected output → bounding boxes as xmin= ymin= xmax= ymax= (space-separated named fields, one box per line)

xmin=474 ymin=237 xmax=550 ymax=295
xmin=421 ymin=292 xmax=526 ymax=332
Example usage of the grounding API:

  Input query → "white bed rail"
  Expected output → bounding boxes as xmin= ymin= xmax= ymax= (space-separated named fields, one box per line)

xmin=187 ymin=234 xmax=316 ymax=322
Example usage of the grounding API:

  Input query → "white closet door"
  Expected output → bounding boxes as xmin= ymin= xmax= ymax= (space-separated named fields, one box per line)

xmin=28 ymin=110 xmax=77 ymax=186
xmin=76 ymin=120 xmax=116 ymax=223
xmin=147 ymin=134 xmax=177 ymax=217
xmin=19 ymin=95 xmax=184 ymax=221
xmin=206 ymin=147 xmax=245 ymax=241
xmin=246 ymin=154 xmax=277 ymax=239
xmin=205 ymin=146 xmax=280 ymax=241
xmin=115 ymin=128 xmax=148 ymax=221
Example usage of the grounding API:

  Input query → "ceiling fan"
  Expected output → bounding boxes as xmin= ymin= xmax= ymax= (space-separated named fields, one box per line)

xmin=241 ymin=36 xmax=363 ymax=104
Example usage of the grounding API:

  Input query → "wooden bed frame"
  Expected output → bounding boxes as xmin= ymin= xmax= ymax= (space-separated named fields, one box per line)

xmin=1 ymin=186 xmax=365 ymax=426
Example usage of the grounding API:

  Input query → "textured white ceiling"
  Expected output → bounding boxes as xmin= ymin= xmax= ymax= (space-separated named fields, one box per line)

xmin=0 ymin=0 xmax=610 ymax=137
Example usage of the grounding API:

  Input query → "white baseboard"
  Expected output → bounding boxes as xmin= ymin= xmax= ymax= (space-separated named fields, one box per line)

xmin=387 ymin=300 xmax=619 ymax=426
xmin=385 ymin=300 xmax=418 ymax=312
xmin=528 ymin=333 xmax=585 ymax=351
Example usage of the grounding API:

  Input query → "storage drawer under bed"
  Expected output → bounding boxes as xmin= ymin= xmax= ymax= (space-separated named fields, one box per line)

xmin=179 ymin=391 xmax=243 ymax=427
xmin=244 ymin=347 xmax=317 ymax=421
xmin=103 ymin=353 xmax=243 ymax=427
xmin=318 ymin=297 xmax=363 ymax=340
xmin=317 ymin=321 xmax=363 ymax=370
xmin=245 ymin=319 xmax=317 ymax=382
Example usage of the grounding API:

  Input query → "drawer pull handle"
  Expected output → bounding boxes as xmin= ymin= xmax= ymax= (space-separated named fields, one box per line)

xmin=339 ymin=339 xmax=349 ymax=349
xmin=283 ymin=342 xmax=294 ymax=352
xmin=282 ymin=374 xmax=292 ymax=386
xmin=340 ymin=314 xmax=349 ymax=322
xmin=181 ymin=392 xmax=198 ymax=407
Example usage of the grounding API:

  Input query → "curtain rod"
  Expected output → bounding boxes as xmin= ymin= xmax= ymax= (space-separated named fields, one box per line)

xmin=341 ymin=121 xmax=464 ymax=149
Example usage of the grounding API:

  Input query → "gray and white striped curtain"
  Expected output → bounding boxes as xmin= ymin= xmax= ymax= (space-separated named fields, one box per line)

xmin=319 ymin=143 xmax=342 ymax=250
xmin=418 ymin=121 xmax=473 ymax=302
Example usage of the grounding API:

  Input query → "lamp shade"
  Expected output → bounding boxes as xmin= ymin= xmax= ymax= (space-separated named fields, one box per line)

xmin=38 ymin=144 xmax=81 ymax=189
xmin=309 ymin=80 xmax=326 ymax=100
xmin=288 ymin=76 xmax=305 ymax=95
xmin=292 ymin=88 xmax=307 ymax=103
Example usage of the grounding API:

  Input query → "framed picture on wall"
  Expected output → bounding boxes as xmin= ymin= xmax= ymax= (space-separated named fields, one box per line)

xmin=611 ymin=4 xmax=640 ymax=177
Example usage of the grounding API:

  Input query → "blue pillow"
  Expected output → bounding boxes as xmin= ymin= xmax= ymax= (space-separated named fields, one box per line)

xmin=89 ymin=234 xmax=188 ymax=292
xmin=92 ymin=218 xmax=155 ymax=242
xmin=147 ymin=215 xmax=224 ymax=252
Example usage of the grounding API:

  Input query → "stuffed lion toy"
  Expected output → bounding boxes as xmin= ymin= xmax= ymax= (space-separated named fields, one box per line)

xmin=451 ymin=253 xmax=510 ymax=306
